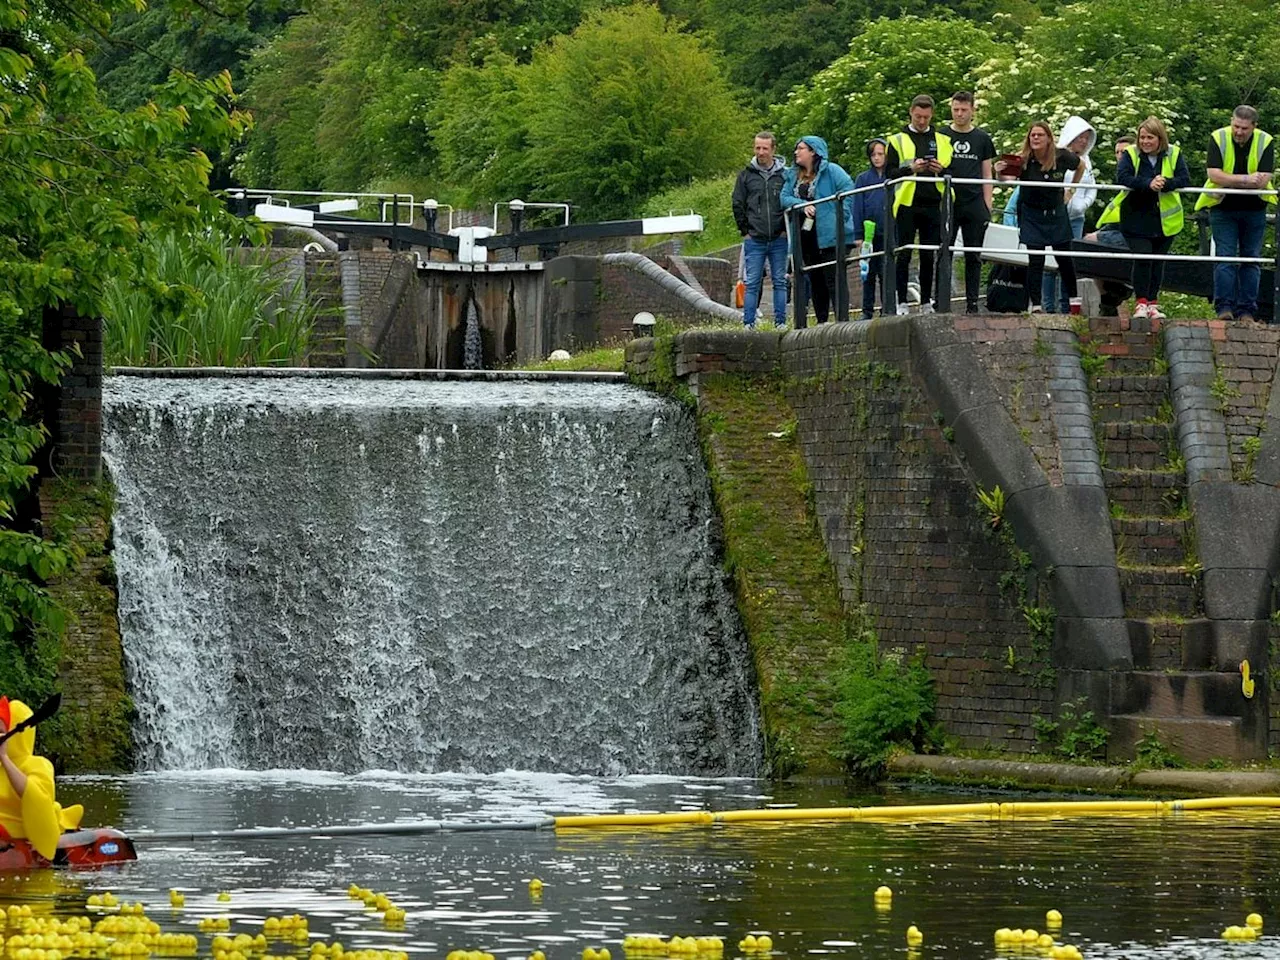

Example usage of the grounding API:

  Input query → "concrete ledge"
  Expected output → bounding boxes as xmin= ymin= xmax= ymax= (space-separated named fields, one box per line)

xmin=887 ymin=753 xmax=1280 ymax=795
xmin=108 ymin=367 xmax=629 ymax=383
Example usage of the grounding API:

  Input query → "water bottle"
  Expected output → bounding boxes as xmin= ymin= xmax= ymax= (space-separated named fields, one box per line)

xmin=860 ymin=220 xmax=875 ymax=282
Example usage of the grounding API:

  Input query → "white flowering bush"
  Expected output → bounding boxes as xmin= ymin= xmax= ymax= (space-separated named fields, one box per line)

xmin=772 ymin=16 xmax=1008 ymax=167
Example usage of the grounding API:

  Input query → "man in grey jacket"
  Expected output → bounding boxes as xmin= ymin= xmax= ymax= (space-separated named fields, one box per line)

xmin=732 ymin=132 xmax=789 ymax=328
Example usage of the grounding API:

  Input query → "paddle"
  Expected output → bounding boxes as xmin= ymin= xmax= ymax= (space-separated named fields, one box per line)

xmin=0 ymin=693 xmax=61 ymax=748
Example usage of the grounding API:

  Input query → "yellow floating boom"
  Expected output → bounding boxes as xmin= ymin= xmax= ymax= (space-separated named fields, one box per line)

xmin=552 ymin=796 xmax=1280 ymax=830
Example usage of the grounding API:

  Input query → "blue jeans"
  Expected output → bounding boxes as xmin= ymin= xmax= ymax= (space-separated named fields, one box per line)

xmin=742 ymin=235 xmax=789 ymax=327
xmin=1041 ymin=216 xmax=1084 ymax=312
xmin=1210 ymin=208 xmax=1267 ymax=317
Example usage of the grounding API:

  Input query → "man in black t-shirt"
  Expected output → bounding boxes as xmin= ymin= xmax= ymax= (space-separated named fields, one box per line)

xmin=943 ymin=91 xmax=997 ymax=313
xmin=1196 ymin=105 xmax=1276 ymax=322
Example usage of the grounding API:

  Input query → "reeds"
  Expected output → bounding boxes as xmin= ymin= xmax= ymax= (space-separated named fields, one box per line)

xmin=103 ymin=231 xmax=321 ymax=367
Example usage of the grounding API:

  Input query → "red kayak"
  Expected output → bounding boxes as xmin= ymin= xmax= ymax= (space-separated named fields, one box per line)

xmin=0 ymin=828 xmax=137 ymax=870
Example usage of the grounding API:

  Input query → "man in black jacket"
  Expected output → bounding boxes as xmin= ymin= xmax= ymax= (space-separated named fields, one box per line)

xmin=732 ymin=132 xmax=789 ymax=328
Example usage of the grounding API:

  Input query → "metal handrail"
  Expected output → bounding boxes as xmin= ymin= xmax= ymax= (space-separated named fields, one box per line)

xmin=786 ymin=170 xmax=1280 ymax=325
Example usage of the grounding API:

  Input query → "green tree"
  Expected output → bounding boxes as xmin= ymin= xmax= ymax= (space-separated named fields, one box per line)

xmin=975 ymin=0 xmax=1280 ymax=181
xmin=0 ymin=0 xmax=252 ymax=697
xmin=697 ymin=0 xmax=1049 ymax=112
xmin=85 ymin=1 xmax=300 ymax=112
xmin=773 ymin=16 xmax=1008 ymax=166
xmin=238 ymin=0 xmax=635 ymax=190
xmin=516 ymin=4 xmax=751 ymax=218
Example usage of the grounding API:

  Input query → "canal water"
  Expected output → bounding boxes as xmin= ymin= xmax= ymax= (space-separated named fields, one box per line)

xmin=15 ymin=773 xmax=1280 ymax=960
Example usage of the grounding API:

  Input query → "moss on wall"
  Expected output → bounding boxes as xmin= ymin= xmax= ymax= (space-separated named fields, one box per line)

xmin=694 ymin=373 xmax=850 ymax=776
xmin=37 ymin=481 xmax=133 ymax=772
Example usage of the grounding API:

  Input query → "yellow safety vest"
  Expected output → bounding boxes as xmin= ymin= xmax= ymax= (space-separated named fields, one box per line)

xmin=1194 ymin=127 xmax=1275 ymax=210
xmin=887 ymin=130 xmax=954 ymax=215
xmin=1096 ymin=146 xmax=1184 ymax=236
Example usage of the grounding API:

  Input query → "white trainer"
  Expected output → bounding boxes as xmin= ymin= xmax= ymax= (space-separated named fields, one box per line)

xmin=896 ymin=304 xmax=910 ymax=316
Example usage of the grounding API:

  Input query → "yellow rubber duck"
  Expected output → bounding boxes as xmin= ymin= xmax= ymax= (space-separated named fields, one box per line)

xmin=0 ymin=698 xmax=83 ymax=860
xmin=1046 ymin=909 xmax=1062 ymax=927
xmin=1246 ymin=913 xmax=1263 ymax=931
xmin=905 ymin=926 xmax=923 ymax=947
xmin=1241 ymin=660 xmax=1255 ymax=699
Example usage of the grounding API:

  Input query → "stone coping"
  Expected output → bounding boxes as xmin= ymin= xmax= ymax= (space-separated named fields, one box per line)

xmin=108 ymin=367 xmax=627 ymax=383
xmin=888 ymin=753 xmax=1280 ymax=795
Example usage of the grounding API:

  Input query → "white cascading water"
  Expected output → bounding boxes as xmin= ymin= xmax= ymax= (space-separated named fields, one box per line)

xmin=102 ymin=376 xmax=762 ymax=776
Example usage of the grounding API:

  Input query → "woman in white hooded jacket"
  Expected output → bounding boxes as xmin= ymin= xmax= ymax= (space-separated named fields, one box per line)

xmin=1044 ymin=116 xmax=1098 ymax=312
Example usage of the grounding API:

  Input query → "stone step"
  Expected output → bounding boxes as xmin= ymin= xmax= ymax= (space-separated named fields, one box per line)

xmin=1092 ymin=374 xmax=1167 ymax=395
xmin=1118 ymin=565 xmax=1201 ymax=617
xmin=1104 ymin=468 xmax=1186 ymax=517
xmin=1100 ymin=422 xmax=1175 ymax=471
xmin=1127 ymin=618 xmax=1214 ymax=670
xmin=1108 ymin=716 xmax=1251 ymax=763
xmin=1112 ymin=516 xmax=1189 ymax=567
xmin=1110 ymin=670 xmax=1242 ymax=719
xmin=1091 ymin=374 xmax=1169 ymax=424
xmin=1100 ymin=356 xmax=1162 ymax=375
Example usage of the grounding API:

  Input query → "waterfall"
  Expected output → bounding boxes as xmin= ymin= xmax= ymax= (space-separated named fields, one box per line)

xmin=102 ymin=376 xmax=762 ymax=776
xmin=463 ymin=295 xmax=483 ymax=370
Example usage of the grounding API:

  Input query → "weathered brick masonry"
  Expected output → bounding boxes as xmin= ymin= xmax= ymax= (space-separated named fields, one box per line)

xmin=633 ymin=315 xmax=1280 ymax=763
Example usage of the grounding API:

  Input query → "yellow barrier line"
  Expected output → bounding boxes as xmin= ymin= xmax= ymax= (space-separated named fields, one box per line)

xmin=550 ymin=797 xmax=1280 ymax=830
xmin=1172 ymin=796 xmax=1280 ymax=811
xmin=554 ymin=812 xmax=714 ymax=828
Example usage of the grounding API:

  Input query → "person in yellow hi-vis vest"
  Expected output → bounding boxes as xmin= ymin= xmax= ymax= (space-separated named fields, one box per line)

xmin=1195 ymin=105 xmax=1275 ymax=323
xmin=884 ymin=94 xmax=953 ymax=315
xmin=1097 ymin=117 xmax=1190 ymax=321
xmin=0 ymin=698 xmax=83 ymax=860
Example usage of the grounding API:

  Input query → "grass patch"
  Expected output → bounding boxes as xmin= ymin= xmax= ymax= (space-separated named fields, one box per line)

xmin=642 ymin=176 xmax=741 ymax=256
xmin=511 ymin=345 xmax=626 ymax=372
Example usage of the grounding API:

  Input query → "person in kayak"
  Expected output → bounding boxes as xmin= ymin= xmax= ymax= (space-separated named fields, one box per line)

xmin=0 ymin=698 xmax=82 ymax=860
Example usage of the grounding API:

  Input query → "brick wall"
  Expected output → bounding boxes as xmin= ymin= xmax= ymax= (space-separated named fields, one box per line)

xmin=598 ymin=257 xmax=734 ymax=340
xmin=44 ymin=307 xmax=102 ymax=481
xmin=1206 ymin=322 xmax=1280 ymax=475
xmin=632 ymin=320 xmax=1067 ymax=753
xmin=779 ymin=325 xmax=1055 ymax=751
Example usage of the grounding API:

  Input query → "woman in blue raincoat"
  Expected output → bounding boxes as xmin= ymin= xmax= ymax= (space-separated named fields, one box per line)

xmin=782 ymin=135 xmax=856 ymax=324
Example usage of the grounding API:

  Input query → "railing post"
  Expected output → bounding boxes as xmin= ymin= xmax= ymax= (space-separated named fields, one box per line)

xmin=834 ymin=195 xmax=849 ymax=323
xmin=1196 ymin=210 xmax=1211 ymax=259
xmin=937 ymin=174 xmax=954 ymax=313
xmin=790 ymin=207 xmax=809 ymax=330
xmin=391 ymin=193 xmax=400 ymax=251
xmin=882 ymin=181 xmax=899 ymax=316
xmin=1273 ymin=212 xmax=1279 ymax=325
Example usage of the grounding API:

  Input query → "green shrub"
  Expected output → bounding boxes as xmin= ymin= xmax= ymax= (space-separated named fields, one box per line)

xmin=103 ymin=231 xmax=320 ymax=367
xmin=642 ymin=176 xmax=742 ymax=256
xmin=834 ymin=618 xmax=937 ymax=778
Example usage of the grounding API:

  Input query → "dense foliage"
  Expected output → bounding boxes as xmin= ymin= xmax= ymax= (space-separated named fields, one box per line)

xmin=1 ymin=0 xmax=252 ymax=697
xmin=775 ymin=16 xmax=1005 ymax=163
xmin=433 ymin=6 xmax=749 ymax=218
xmin=103 ymin=231 xmax=318 ymax=367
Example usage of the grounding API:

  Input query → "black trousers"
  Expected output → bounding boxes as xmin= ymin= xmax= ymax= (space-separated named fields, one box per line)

xmin=1123 ymin=233 xmax=1174 ymax=301
xmin=800 ymin=225 xmax=839 ymax=324
xmin=895 ymin=203 xmax=942 ymax=304
xmin=1026 ymin=244 xmax=1077 ymax=307
xmin=861 ymin=231 xmax=884 ymax=319
xmin=951 ymin=196 xmax=990 ymax=310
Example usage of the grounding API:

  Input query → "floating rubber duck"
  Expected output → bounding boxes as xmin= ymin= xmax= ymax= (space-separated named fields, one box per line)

xmin=530 ymin=951 xmax=546 ymax=960
xmin=217 ymin=892 xmax=231 ymax=903
xmin=169 ymin=890 xmax=185 ymax=908
xmin=905 ymin=926 xmax=923 ymax=947
xmin=1246 ymin=913 xmax=1264 ymax=931
xmin=529 ymin=879 xmax=544 ymax=897
xmin=873 ymin=886 xmax=892 ymax=903
xmin=1046 ymin=909 xmax=1062 ymax=927
xmin=994 ymin=928 xmax=1013 ymax=944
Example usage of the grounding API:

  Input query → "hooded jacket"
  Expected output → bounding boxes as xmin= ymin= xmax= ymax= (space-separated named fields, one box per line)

xmin=732 ymin=155 xmax=788 ymax=241
xmin=780 ymin=136 xmax=857 ymax=251
xmin=0 ymin=699 xmax=83 ymax=859
xmin=1058 ymin=116 xmax=1098 ymax=219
